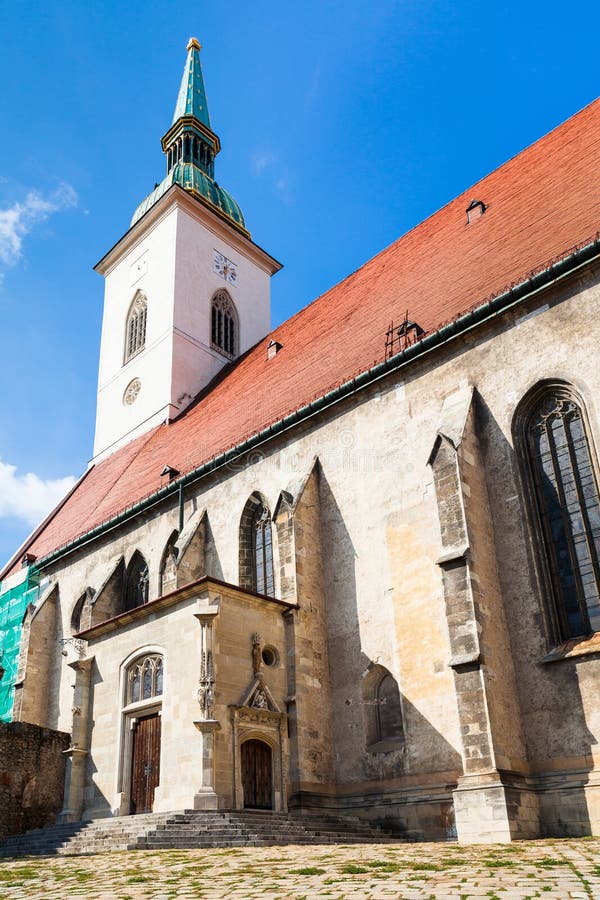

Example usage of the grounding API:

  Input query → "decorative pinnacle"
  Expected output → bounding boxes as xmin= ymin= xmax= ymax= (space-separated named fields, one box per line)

xmin=187 ymin=37 xmax=201 ymax=51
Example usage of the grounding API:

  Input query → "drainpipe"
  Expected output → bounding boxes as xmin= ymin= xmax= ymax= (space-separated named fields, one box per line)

xmin=178 ymin=481 xmax=185 ymax=533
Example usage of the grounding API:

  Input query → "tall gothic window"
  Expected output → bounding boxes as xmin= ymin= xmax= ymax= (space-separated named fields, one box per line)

xmin=211 ymin=290 xmax=237 ymax=358
xmin=124 ymin=291 xmax=147 ymax=363
xmin=520 ymin=384 xmax=600 ymax=640
xmin=124 ymin=551 xmax=150 ymax=612
xmin=252 ymin=503 xmax=274 ymax=596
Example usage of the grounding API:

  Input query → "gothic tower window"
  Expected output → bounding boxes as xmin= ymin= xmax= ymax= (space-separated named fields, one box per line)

xmin=124 ymin=291 xmax=148 ymax=363
xmin=211 ymin=290 xmax=238 ymax=358
xmin=124 ymin=551 xmax=150 ymax=612
xmin=517 ymin=382 xmax=600 ymax=641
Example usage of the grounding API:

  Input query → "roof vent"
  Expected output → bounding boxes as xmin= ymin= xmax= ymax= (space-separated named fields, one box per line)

xmin=466 ymin=199 xmax=487 ymax=224
xmin=267 ymin=339 xmax=283 ymax=360
xmin=160 ymin=465 xmax=180 ymax=482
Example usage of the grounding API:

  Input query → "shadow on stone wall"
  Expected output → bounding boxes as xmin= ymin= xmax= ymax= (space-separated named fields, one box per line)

xmin=477 ymin=392 xmax=595 ymax=837
xmin=318 ymin=467 xmax=461 ymax=839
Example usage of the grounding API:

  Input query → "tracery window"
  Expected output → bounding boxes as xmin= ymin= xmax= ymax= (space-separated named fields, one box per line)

xmin=159 ymin=530 xmax=179 ymax=596
xmin=124 ymin=551 xmax=150 ymax=612
xmin=127 ymin=654 xmax=163 ymax=705
xmin=211 ymin=290 xmax=237 ymax=358
xmin=252 ymin=503 xmax=274 ymax=596
xmin=521 ymin=385 xmax=600 ymax=640
xmin=124 ymin=291 xmax=147 ymax=363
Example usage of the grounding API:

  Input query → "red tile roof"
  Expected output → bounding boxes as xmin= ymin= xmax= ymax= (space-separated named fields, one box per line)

xmin=3 ymin=97 xmax=600 ymax=577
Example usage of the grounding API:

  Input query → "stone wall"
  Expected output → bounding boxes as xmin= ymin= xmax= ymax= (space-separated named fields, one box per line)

xmin=23 ymin=262 xmax=600 ymax=842
xmin=0 ymin=721 xmax=69 ymax=838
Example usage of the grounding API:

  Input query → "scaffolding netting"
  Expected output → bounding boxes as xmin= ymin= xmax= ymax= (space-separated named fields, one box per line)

xmin=0 ymin=569 xmax=40 ymax=722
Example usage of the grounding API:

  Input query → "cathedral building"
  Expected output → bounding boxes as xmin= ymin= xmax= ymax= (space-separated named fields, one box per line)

xmin=0 ymin=39 xmax=599 ymax=844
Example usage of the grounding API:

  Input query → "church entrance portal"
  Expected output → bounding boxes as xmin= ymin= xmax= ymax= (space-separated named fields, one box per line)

xmin=130 ymin=713 xmax=161 ymax=814
xmin=241 ymin=739 xmax=273 ymax=809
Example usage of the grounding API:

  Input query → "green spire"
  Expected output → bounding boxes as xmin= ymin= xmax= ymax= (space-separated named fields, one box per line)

xmin=172 ymin=37 xmax=211 ymax=128
xmin=131 ymin=40 xmax=248 ymax=236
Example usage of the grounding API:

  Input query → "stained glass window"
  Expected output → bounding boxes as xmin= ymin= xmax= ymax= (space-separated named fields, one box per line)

xmin=526 ymin=390 xmax=600 ymax=639
xmin=252 ymin=504 xmax=274 ymax=596
xmin=127 ymin=655 xmax=164 ymax=705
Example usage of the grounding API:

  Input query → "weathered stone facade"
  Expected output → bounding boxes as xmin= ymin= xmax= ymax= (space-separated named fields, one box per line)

xmin=0 ymin=722 xmax=69 ymax=838
xmin=4 ymin=261 xmax=598 ymax=842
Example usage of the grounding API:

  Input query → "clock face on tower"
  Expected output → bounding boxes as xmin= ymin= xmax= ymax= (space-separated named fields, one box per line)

xmin=213 ymin=250 xmax=237 ymax=285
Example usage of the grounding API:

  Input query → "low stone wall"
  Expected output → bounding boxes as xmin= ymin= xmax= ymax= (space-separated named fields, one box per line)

xmin=0 ymin=721 xmax=70 ymax=838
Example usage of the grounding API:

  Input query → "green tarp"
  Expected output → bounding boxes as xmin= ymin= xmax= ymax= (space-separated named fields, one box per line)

xmin=0 ymin=569 xmax=39 ymax=722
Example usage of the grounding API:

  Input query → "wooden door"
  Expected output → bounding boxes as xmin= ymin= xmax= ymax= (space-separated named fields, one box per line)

xmin=241 ymin=739 xmax=272 ymax=809
xmin=130 ymin=713 xmax=161 ymax=814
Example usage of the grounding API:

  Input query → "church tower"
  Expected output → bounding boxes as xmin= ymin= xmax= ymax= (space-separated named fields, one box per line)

xmin=93 ymin=39 xmax=281 ymax=462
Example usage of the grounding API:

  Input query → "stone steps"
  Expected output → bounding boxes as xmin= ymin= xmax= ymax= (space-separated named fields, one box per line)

xmin=0 ymin=809 xmax=406 ymax=857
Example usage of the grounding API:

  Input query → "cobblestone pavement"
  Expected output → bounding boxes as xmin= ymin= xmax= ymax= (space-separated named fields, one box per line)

xmin=0 ymin=838 xmax=598 ymax=899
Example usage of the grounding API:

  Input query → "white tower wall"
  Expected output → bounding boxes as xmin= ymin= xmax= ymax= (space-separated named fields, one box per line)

xmin=93 ymin=189 xmax=279 ymax=463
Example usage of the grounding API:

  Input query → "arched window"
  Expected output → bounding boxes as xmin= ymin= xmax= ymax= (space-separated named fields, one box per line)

xmin=239 ymin=493 xmax=275 ymax=595
xmin=124 ymin=551 xmax=150 ymax=612
xmin=375 ymin=672 xmax=404 ymax=742
xmin=363 ymin=665 xmax=404 ymax=749
xmin=127 ymin=654 xmax=164 ymax=705
xmin=517 ymin=383 xmax=600 ymax=641
xmin=211 ymin=290 xmax=237 ymax=358
xmin=124 ymin=291 xmax=147 ymax=363
xmin=71 ymin=588 xmax=94 ymax=633
xmin=159 ymin=530 xmax=179 ymax=596
xmin=252 ymin=503 xmax=274 ymax=596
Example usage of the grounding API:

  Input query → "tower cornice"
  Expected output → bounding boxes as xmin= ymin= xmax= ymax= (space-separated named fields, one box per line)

xmin=94 ymin=184 xmax=281 ymax=278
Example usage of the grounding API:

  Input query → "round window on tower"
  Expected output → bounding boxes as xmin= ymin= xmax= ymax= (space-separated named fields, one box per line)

xmin=123 ymin=378 xmax=141 ymax=406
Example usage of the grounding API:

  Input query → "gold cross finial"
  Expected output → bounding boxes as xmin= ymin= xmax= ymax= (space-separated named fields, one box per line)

xmin=187 ymin=37 xmax=201 ymax=51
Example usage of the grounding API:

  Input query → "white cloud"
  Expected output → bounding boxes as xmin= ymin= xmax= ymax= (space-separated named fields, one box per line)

xmin=251 ymin=151 xmax=276 ymax=176
xmin=0 ymin=183 xmax=78 ymax=274
xmin=251 ymin=151 xmax=294 ymax=205
xmin=0 ymin=458 xmax=77 ymax=527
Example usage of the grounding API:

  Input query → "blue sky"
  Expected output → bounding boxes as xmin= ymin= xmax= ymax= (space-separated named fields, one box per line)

xmin=0 ymin=0 xmax=598 ymax=569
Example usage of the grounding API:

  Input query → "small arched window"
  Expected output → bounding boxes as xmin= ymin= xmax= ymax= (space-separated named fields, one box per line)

xmin=252 ymin=503 xmax=274 ymax=596
xmin=375 ymin=673 xmax=404 ymax=742
xmin=71 ymin=588 xmax=94 ymax=633
xmin=124 ymin=291 xmax=148 ymax=363
xmin=124 ymin=551 xmax=150 ymax=612
xmin=518 ymin=384 xmax=600 ymax=640
xmin=211 ymin=290 xmax=237 ymax=358
xmin=127 ymin=654 xmax=164 ymax=705
xmin=363 ymin=665 xmax=404 ymax=749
